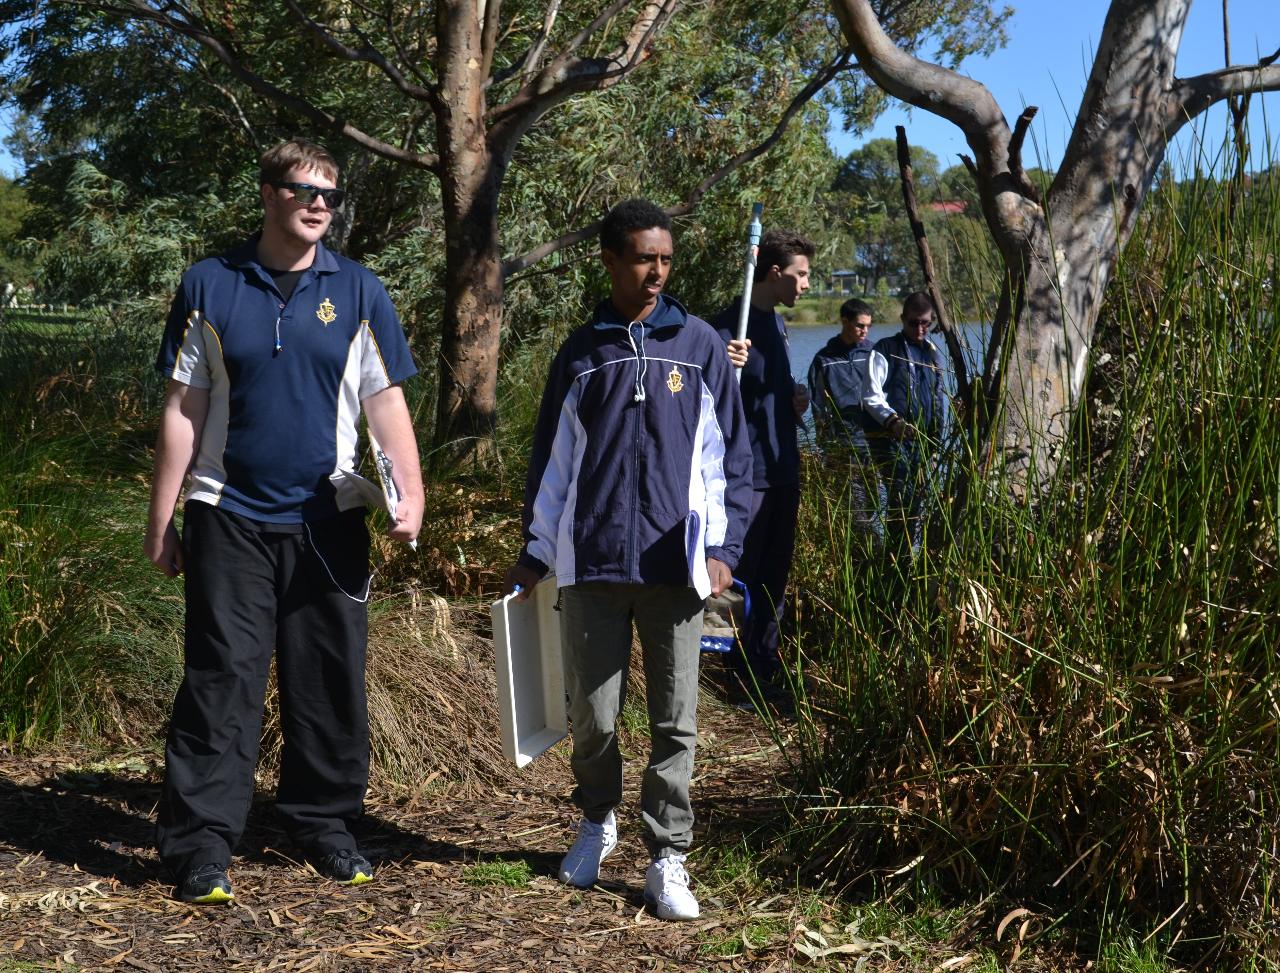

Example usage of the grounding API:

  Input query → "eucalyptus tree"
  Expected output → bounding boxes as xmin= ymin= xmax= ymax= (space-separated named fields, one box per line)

xmin=3 ymin=0 xmax=1009 ymax=463
xmin=831 ymin=0 xmax=1280 ymax=488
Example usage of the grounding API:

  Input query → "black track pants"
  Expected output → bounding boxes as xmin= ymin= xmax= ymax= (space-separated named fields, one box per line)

xmin=156 ymin=502 xmax=370 ymax=877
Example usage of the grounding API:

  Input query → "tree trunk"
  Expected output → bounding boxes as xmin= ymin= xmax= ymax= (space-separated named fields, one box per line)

xmin=435 ymin=166 xmax=504 ymax=469
xmin=433 ymin=1 xmax=503 ymax=468
xmin=987 ymin=0 xmax=1188 ymax=485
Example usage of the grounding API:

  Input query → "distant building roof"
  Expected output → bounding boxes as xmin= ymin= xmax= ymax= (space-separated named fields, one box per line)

xmin=926 ymin=200 xmax=968 ymax=215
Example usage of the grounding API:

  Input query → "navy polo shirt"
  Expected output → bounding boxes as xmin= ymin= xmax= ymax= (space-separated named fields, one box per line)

xmin=156 ymin=236 xmax=416 ymax=524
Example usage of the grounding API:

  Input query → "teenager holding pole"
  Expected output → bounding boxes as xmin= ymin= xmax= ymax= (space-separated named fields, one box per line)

xmin=713 ymin=228 xmax=814 ymax=712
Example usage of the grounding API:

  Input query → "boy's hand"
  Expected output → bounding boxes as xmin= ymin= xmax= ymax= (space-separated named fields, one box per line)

xmin=886 ymin=415 xmax=916 ymax=440
xmin=726 ymin=339 xmax=751 ymax=368
xmin=144 ymin=520 xmax=184 ymax=577
xmin=707 ymin=557 xmax=732 ymax=597
xmin=503 ymin=563 xmax=541 ymax=601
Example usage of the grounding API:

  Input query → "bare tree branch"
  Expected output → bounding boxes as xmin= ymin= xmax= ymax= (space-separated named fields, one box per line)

xmin=501 ymin=50 xmax=851 ymax=278
xmin=373 ymin=0 xmax=437 ymax=91
xmin=504 ymin=246 xmax=591 ymax=290
xmin=1171 ymin=59 xmax=1280 ymax=125
xmin=486 ymin=0 xmax=678 ymax=140
xmin=280 ymin=0 xmax=435 ymax=102
xmin=829 ymin=0 xmax=1011 ymax=175
xmin=895 ymin=125 xmax=970 ymax=407
xmin=549 ymin=0 xmax=634 ymax=69
xmin=81 ymin=0 xmax=441 ymax=173
xmin=523 ymin=0 xmax=561 ymax=85
xmin=1007 ymin=106 xmax=1041 ymax=203
xmin=480 ymin=0 xmax=503 ymax=85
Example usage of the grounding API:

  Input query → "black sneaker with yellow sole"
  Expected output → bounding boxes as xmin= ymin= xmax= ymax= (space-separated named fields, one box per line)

xmin=314 ymin=849 xmax=374 ymax=885
xmin=178 ymin=862 xmax=234 ymax=904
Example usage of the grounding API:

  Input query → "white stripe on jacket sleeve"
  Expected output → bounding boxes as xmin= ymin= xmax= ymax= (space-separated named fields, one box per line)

xmin=526 ymin=380 xmax=584 ymax=579
xmin=862 ymin=347 xmax=894 ymax=425
xmin=687 ymin=377 xmax=729 ymax=599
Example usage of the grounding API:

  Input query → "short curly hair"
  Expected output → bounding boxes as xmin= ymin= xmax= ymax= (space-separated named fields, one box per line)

xmin=600 ymin=199 xmax=672 ymax=253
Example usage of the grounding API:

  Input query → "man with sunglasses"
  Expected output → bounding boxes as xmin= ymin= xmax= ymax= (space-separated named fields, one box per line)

xmin=145 ymin=138 xmax=423 ymax=904
xmin=863 ymin=291 xmax=947 ymax=563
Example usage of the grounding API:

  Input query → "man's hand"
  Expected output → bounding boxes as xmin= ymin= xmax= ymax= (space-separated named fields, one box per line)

xmin=726 ymin=338 xmax=751 ymax=369
xmin=792 ymin=382 xmax=810 ymax=419
xmin=363 ymin=384 xmax=424 ymax=547
xmin=144 ymin=520 xmax=184 ymax=577
xmin=707 ymin=557 xmax=732 ymax=598
xmin=387 ymin=493 xmax=424 ymax=546
xmin=503 ymin=563 xmax=542 ymax=601
xmin=886 ymin=414 xmax=916 ymax=440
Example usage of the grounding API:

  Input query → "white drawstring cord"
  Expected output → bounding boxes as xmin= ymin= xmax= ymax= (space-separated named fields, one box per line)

xmin=303 ymin=522 xmax=372 ymax=603
xmin=628 ymin=323 xmax=648 ymax=402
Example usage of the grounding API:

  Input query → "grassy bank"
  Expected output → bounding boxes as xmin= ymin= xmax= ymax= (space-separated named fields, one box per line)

xmin=784 ymin=166 xmax=1279 ymax=964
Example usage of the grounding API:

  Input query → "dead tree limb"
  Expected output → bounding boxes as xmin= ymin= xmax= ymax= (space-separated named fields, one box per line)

xmin=894 ymin=125 xmax=971 ymax=410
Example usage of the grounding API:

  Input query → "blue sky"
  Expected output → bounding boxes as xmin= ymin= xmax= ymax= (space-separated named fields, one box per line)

xmin=831 ymin=0 xmax=1279 ymax=174
xmin=2 ymin=2 xmax=1277 ymax=180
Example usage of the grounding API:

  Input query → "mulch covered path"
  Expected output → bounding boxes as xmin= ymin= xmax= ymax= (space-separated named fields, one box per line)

xmin=0 ymin=700 xmax=810 ymax=972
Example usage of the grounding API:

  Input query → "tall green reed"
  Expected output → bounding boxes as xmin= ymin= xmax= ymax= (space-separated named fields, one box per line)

xmin=786 ymin=150 xmax=1279 ymax=962
xmin=0 ymin=306 xmax=183 ymax=743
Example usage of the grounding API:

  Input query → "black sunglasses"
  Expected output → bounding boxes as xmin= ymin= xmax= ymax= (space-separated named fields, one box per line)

xmin=270 ymin=181 xmax=346 ymax=208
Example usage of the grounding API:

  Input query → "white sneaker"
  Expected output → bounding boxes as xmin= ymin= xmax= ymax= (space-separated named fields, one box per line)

xmin=557 ymin=811 xmax=618 ymax=887
xmin=644 ymin=854 xmax=700 ymax=920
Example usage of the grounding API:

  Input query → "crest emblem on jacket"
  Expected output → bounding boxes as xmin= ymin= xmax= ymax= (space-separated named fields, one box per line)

xmin=316 ymin=298 xmax=337 ymax=325
xmin=666 ymin=366 xmax=684 ymax=394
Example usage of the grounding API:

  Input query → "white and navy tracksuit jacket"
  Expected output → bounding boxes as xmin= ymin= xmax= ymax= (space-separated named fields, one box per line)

xmin=517 ymin=295 xmax=753 ymax=599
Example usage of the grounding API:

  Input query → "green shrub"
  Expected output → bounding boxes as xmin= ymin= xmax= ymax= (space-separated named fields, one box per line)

xmin=0 ymin=311 xmax=183 ymax=743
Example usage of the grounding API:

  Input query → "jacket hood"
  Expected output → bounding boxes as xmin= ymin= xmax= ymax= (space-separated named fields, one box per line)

xmin=591 ymin=293 xmax=688 ymax=331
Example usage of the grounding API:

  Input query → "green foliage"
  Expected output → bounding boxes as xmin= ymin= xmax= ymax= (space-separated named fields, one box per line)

xmin=0 ymin=310 xmax=182 ymax=744
xmin=0 ymin=174 xmax=31 ymax=285
xmin=28 ymin=159 xmax=252 ymax=304
xmin=786 ymin=149 xmax=1280 ymax=963
xmin=819 ymin=147 xmax=1000 ymax=318
xmin=826 ymin=137 xmax=942 ymax=293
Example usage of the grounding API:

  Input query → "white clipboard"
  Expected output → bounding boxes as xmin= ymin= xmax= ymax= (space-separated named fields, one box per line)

xmin=491 ymin=579 xmax=567 ymax=768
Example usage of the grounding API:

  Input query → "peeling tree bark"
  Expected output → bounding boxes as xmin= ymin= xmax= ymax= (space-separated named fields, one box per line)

xmin=831 ymin=0 xmax=1280 ymax=490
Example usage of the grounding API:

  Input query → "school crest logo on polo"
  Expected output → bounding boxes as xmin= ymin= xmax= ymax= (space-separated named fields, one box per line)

xmin=316 ymin=298 xmax=337 ymax=325
xmin=666 ymin=366 xmax=684 ymax=395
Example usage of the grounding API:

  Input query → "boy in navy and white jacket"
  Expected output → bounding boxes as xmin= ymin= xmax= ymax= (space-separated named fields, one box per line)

xmin=504 ymin=199 xmax=751 ymax=921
